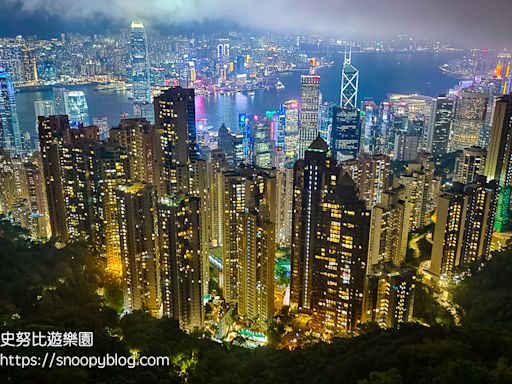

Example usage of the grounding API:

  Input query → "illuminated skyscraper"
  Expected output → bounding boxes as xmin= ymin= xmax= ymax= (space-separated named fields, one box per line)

xmin=341 ymin=154 xmax=390 ymax=208
xmin=20 ymin=161 xmax=50 ymax=240
xmin=117 ymin=182 xmax=162 ymax=318
xmin=290 ymin=136 xmax=370 ymax=333
xmin=429 ymin=176 xmax=497 ymax=279
xmin=222 ymin=167 xmax=276 ymax=323
xmin=450 ymin=91 xmax=488 ymax=152
xmin=331 ymin=106 xmax=360 ymax=162
xmin=363 ymin=263 xmax=416 ymax=329
xmin=399 ymin=162 xmax=433 ymax=231
xmin=154 ymin=87 xmax=199 ymax=196
xmin=64 ymin=91 xmax=89 ymax=126
xmin=208 ymin=150 xmax=229 ymax=247
xmin=283 ymin=99 xmax=299 ymax=164
xmin=340 ymin=47 xmax=359 ymax=109
xmin=394 ymin=131 xmax=420 ymax=161
xmin=484 ymin=94 xmax=512 ymax=232
xmin=52 ymin=87 xmax=66 ymax=115
xmin=319 ymin=101 xmax=334 ymax=143
xmin=253 ymin=117 xmax=274 ymax=168
xmin=159 ymin=195 xmax=204 ymax=330
xmin=218 ymin=123 xmax=236 ymax=165
xmin=298 ymin=75 xmax=320 ymax=158
xmin=291 ymin=137 xmax=330 ymax=310
xmin=368 ymin=187 xmax=410 ymax=267
xmin=96 ymin=144 xmax=129 ymax=274
xmin=311 ymin=173 xmax=370 ymax=335
xmin=34 ymin=99 xmax=55 ymax=124
xmin=154 ymin=87 xmax=209 ymax=298
xmin=130 ymin=20 xmax=153 ymax=123
xmin=38 ymin=116 xmax=100 ymax=243
xmin=38 ymin=115 xmax=70 ymax=240
xmin=109 ymin=118 xmax=155 ymax=183
xmin=427 ymin=95 xmax=453 ymax=157
xmin=329 ymin=49 xmax=361 ymax=162
xmin=92 ymin=116 xmax=109 ymax=141
xmin=454 ymin=146 xmax=486 ymax=184
xmin=0 ymin=68 xmax=21 ymax=155
xmin=276 ymin=168 xmax=294 ymax=246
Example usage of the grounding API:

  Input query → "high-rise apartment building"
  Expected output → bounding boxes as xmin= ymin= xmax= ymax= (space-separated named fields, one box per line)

xmin=222 ymin=166 xmax=276 ymax=324
xmin=394 ymin=131 xmax=420 ymax=161
xmin=429 ymin=176 xmax=498 ymax=278
xmin=109 ymin=118 xmax=156 ymax=183
xmin=96 ymin=144 xmax=130 ymax=274
xmin=454 ymin=146 xmax=486 ymax=184
xmin=484 ymin=94 xmax=512 ymax=232
xmin=154 ymin=87 xmax=199 ymax=196
xmin=38 ymin=115 xmax=70 ymax=240
xmin=399 ymin=162 xmax=433 ymax=231
xmin=117 ymin=182 xmax=162 ymax=318
xmin=363 ymin=263 xmax=416 ymax=329
xmin=290 ymin=137 xmax=331 ymax=310
xmin=368 ymin=187 xmax=410 ymax=267
xmin=311 ymin=173 xmax=370 ymax=335
xmin=159 ymin=195 xmax=204 ymax=330
xmin=276 ymin=168 xmax=294 ymax=247
xmin=340 ymin=154 xmax=390 ymax=208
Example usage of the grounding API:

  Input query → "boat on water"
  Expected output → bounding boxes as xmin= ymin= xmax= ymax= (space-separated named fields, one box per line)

xmin=248 ymin=91 xmax=255 ymax=96
xmin=275 ymin=81 xmax=285 ymax=90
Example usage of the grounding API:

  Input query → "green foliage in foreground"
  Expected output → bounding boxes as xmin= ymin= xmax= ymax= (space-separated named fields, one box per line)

xmin=1 ymin=221 xmax=512 ymax=383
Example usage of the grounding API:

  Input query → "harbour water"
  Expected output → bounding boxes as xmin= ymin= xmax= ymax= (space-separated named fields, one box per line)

xmin=15 ymin=52 xmax=462 ymax=136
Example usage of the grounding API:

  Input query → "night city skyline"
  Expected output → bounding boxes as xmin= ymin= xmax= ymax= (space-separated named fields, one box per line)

xmin=1 ymin=2 xmax=512 ymax=383
xmin=0 ymin=0 xmax=511 ymax=48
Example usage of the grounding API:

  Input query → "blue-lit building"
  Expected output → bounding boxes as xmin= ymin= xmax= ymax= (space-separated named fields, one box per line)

xmin=319 ymin=101 xmax=335 ymax=143
xmin=330 ymin=106 xmax=361 ymax=162
xmin=52 ymin=87 xmax=67 ymax=115
xmin=238 ymin=113 xmax=253 ymax=164
xmin=0 ymin=68 xmax=21 ymax=155
xmin=330 ymin=48 xmax=361 ymax=162
xmin=37 ymin=61 xmax=57 ymax=81
xmin=130 ymin=20 xmax=153 ymax=123
xmin=64 ymin=91 xmax=89 ymax=126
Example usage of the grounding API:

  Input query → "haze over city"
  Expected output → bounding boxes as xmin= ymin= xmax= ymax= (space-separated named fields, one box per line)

xmin=2 ymin=0 xmax=512 ymax=47
xmin=1 ymin=1 xmax=512 ymax=382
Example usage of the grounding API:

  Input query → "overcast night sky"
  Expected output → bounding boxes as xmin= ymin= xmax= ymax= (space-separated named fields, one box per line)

xmin=0 ymin=0 xmax=511 ymax=47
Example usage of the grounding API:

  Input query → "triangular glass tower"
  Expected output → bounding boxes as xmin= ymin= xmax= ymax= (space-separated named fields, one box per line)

xmin=340 ymin=46 xmax=359 ymax=109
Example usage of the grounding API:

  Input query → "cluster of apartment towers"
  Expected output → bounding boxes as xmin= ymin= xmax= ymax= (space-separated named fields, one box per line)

xmin=1 ymin=79 xmax=511 ymax=336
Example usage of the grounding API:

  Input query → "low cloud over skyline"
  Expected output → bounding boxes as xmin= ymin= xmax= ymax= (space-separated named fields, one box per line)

xmin=2 ymin=0 xmax=511 ymax=47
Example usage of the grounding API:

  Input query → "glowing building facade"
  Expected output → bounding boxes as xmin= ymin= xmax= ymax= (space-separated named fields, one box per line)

xmin=64 ymin=91 xmax=89 ymax=126
xmin=221 ymin=167 xmax=276 ymax=324
xmin=0 ymin=68 xmax=21 ymax=155
xmin=130 ymin=20 xmax=153 ymax=123
xmin=429 ymin=176 xmax=497 ymax=278
xmin=298 ymin=75 xmax=320 ymax=158
xmin=450 ymin=91 xmax=488 ymax=152
xmin=484 ymin=94 xmax=512 ymax=232
xmin=117 ymin=183 xmax=162 ymax=318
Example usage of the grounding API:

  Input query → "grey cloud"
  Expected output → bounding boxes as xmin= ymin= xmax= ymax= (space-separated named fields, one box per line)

xmin=6 ymin=0 xmax=512 ymax=47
